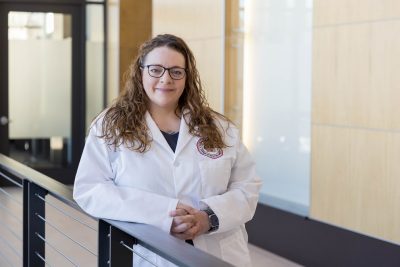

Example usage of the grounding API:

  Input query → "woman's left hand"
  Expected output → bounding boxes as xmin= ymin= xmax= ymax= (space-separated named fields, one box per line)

xmin=170 ymin=203 xmax=210 ymax=240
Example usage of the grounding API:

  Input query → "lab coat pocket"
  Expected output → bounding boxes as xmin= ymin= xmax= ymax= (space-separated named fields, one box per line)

xmin=198 ymin=158 xmax=231 ymax=197
xmin=220 ymin=230 xmax=251 ymax=267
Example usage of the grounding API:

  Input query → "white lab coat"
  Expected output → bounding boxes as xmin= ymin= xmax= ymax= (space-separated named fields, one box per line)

xmin=73 ymin=111 xmax=261 ymax=267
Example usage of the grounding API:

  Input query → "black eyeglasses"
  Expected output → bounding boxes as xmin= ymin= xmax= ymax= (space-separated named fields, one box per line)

xmin=141 ymin=64 xmax=186 ymax=80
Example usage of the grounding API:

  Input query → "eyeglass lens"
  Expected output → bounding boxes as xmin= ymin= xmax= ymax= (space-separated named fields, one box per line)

xmin=147 ymin=65 xmax=185 ymax=80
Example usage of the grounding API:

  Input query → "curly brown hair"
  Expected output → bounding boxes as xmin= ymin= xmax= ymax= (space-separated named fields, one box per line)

xmin=99 ymin=34 xmax=230 ymax=152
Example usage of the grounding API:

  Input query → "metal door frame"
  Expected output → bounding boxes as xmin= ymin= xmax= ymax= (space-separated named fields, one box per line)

xmin=0 ymin=1 xmax=85 ymax=184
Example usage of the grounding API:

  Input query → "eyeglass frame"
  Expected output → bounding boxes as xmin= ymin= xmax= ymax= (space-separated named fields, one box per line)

xmin=141 ymin=64 xmax=187 ymax=80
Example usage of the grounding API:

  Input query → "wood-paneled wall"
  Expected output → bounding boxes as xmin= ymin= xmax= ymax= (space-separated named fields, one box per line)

xmin=311 ymin=0 xmax=400 ymax=243
xmin=224 ymin=0 xmax=243 ymax=127
xmin=119 ymin=0 xmax=152 ymax=91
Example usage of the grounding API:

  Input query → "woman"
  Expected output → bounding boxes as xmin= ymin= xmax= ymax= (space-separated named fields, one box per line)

xmin=73 ymin=34 xmax=261 ymax=266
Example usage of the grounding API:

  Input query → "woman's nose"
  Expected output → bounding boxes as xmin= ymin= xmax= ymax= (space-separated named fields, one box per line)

xmin=160 ymin=70 xmax=172 ymax=83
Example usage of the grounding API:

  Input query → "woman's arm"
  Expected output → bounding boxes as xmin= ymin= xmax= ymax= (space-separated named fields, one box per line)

xmin=73 ymin=122 xmax=179 ymax=233
xmin=199 ymin=136 xmax=262 ymax=234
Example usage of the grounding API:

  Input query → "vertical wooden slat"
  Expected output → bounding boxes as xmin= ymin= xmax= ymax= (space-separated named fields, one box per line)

xmin=224 ymin=0 xmax=243 ymax=129
xmin=119 ymin=0 xmax=152 ymax=91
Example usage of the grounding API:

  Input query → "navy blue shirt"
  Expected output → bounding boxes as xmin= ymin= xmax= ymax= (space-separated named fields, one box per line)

xmin=160 ymin=131 xmax=179 ymax=152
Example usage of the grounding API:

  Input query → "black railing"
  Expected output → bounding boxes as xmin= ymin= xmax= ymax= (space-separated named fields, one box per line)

xmin=0 ymin=154 xmax=233 ymax=267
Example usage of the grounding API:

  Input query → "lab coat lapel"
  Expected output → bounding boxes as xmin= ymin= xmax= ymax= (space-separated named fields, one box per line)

xmin=145 ymin=112 xmax=173 ymax=155
xmin=175 ymin=112 xmax=194 ymax=157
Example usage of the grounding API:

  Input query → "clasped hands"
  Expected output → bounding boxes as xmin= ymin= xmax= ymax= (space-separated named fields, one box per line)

xmin=169 ymin=202 xmax=210 ymax=240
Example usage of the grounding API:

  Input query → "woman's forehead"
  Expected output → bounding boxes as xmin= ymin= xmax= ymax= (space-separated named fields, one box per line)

xmin=143 ymin=46 xmax=186 ymax=67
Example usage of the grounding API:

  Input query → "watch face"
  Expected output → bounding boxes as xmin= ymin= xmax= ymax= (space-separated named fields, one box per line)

xmin=210 ymin=214 xmax=219 ymax=227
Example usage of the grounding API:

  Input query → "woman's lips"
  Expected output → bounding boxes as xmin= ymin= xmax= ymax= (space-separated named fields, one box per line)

xmin=156 ymin=88 xmax=174 ymax=92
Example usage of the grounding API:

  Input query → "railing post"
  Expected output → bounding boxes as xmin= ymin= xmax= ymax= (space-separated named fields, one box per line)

xmin=23 ymin=180 xmax=46 ymax=267
xmin=99 ymin=220 xmax=138 ymax=267
xmin=98 ymin=219 xmax=111 ymax=267
xmin=110 ymin=225 xmax=137 ymax=267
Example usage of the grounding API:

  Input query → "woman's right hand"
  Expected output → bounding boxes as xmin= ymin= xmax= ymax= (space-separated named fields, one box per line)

xmin=170 ymin=203 xmax=197 ymax=240
xmin=170 ymin=203 xmax=210 ymax=240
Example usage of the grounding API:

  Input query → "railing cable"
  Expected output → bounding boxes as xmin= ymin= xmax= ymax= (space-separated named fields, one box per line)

xmin=0 ymin=172 xmax=23 ymax=188
xmin=0 ymin=187 xmax=22 ymax=206
xmin=0 ymin=234 xmax=22 ymax=258
xmin=35 ymin=251 xmax=53 ymax=267
xmin=0 ymin=202 xmax=22 ymax=224
xmin=35 ymin=213 xmax=97 ymax=257
xmin=35 ymin=193 xmax=97 ymax=232
xmin=120 ymin=241 xmax=158 ymax=267
xmin=0 ymin=249 xmax=14 ymax=267
xmin=0 ymin=219 xmax=22 ymax=241
xmin=35 ymin=232 xmax=79 ymax=267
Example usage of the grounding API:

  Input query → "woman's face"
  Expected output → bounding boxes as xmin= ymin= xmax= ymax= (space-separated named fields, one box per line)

xmin=142 ymin=46 xmax=186 ymax=113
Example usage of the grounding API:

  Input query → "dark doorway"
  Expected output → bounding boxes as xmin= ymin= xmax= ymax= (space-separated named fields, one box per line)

xmin=0 ymin=1 xmax=86 ymax=184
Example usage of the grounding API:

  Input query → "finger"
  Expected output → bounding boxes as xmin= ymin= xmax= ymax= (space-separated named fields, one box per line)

xmin=169 ymin=208 xmax=188 ymax=217
xmin=171 ymin=222 xmax=193 ymax=233
xmin=182 ymin=224 xmax=200 ymax=237
xmin=172 ymin=215 xmax=195 ymax=226
xmin=176 ymin=203 xmax=197 ymax=214
xmin=172 ymin=217 xmax=183 ymax=226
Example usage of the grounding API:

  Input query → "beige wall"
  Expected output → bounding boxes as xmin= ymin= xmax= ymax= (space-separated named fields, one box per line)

xmin=152 ymin=0 xmax=224 ymax=112
xmin=311 ymin=0 xmax=400 ymax=243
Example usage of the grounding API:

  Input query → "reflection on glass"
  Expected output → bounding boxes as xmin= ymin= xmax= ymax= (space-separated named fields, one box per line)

xmin=86 ymin=4 xmax=105 ymax=130
xmin=243 ymin=0 xmax=312 ymax=215
xmin=8 ymin=12 xmax=72 ymax=168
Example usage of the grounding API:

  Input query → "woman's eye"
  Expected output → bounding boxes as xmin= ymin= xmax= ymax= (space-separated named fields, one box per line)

xmin=150 ymin=68 xmax=162 ymax=74
xmin=171 ymin=69 xmax=183 ymax=75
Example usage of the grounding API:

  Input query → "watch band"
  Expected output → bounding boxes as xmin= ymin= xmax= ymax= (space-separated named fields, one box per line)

xmin=203 ymin=207 xmax=219 ymax=232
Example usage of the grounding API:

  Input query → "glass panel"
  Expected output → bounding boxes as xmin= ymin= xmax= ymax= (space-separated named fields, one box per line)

xmin=8 ymin=12 xmax=72 ymax=168
xmin=243 ymin=0 xmax=313 ymax=215
xmin=106 ymin=0 xmax=120 ymax=104
xmin=86 ymin=4 xmax=105 ymax=129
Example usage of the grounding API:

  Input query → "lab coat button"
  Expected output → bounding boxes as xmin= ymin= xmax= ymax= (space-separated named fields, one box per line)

xmin=173 ymin=161 xmax=180 ymax=167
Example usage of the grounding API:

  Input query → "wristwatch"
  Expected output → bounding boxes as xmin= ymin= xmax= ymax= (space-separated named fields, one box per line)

xmin=203 ymin=207 xmax=219 ymax=232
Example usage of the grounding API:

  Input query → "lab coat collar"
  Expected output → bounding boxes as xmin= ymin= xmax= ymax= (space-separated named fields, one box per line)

xmin=145 ymin=111 xmax=193 ymax=158
xmin=145 ymin=112 xmax=172 ymax=155
xmin=175 ymin=111 xmax=194 ymax=157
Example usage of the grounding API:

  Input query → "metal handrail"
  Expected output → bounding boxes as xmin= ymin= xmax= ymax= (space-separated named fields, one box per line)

xmin=0 ymin=154 xmax=233 ymax=267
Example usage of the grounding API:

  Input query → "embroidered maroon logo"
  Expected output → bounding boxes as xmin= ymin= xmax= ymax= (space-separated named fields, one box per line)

xmin=196 ymin=138 xmax=223 ymax=159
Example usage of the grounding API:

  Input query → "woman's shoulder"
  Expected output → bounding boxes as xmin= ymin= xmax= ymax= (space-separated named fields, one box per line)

xmin=88 ymin=108 xmax=110 ymax=133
